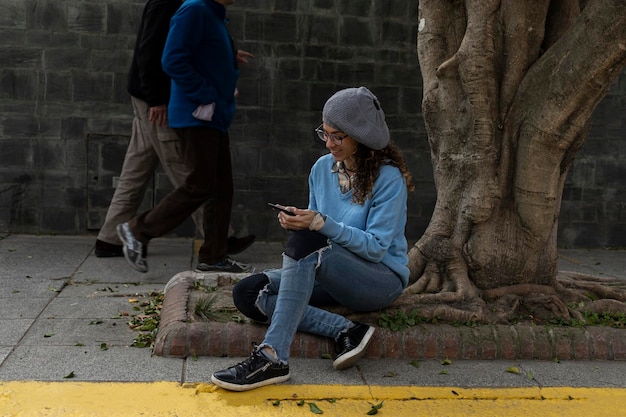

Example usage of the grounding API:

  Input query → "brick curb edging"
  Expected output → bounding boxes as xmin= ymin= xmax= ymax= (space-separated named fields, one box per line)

xmin=153 ymin=276 xmax=626 ymax=361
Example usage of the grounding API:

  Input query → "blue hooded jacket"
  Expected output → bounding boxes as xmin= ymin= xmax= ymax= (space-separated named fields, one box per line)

xmin=161 ymin=0 xmax=239 ymax=132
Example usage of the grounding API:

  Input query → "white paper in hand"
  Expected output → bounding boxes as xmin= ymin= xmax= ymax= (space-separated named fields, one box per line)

xmin=192 ymin=103 xmax=215 ymax=121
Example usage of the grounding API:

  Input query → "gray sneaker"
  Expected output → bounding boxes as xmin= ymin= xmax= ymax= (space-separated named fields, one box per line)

xmin=116 ymin=223 xmax=148 ymax=273
xmin=195 ymin=257 xmax=250 ymax=273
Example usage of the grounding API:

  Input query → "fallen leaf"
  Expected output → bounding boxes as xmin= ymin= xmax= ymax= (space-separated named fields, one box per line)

xmin=367 ymin=401 xmax=384 ymax=415
xmin=308 ymin=402 xmax=323 ymax=414
xmin=506 ymin=366 xmax=520 ymax=374
xmin=409 ymin=359 xmax=420 ymax=368
xmin=64 ymin=371 xmax=75 ymax=379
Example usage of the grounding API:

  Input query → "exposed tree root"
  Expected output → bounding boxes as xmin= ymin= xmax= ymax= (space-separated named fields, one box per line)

xmin=343 ymin=270 xmax=626 ymax=326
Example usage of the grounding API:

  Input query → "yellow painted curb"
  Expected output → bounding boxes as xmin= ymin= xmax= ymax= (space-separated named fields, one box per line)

xmin=1 ymin=382 xmax=625 ymax=416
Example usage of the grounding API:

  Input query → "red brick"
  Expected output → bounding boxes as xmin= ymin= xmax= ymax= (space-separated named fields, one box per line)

xmin=421 ymin=328 xmax=439 ymax=359
xmin=571 ymin=328 xmax=590 ymax=359
xmin=246 ymin=323 xmax=267 ymax=347
xmin=382 ymin=331 xmax=402 ymax=358
xmin=609 ymin=328 xmax=626 ymax=360
xmin=403 ymin=328 xmax=422 ymax=358
xmin=481 ymin=340 xmax=497 ymax=359
xmin=226 ymin=322 xmax=250 ymax=356
xmin=300 ymin=333 xmax=327 ymax=359
xmin=587 ymin=327 xmax=609 ymax=360
xmin=205 ymin=323 xmax=225 ymax=356
xmin=461 ymin=345 xmax=478 ymax=359
xmin=159 ymin=283 xmax=190 ymax=328
xmin=517 ymin=326 xmax=534 ymax=359
xmin=533 ymin=327 xmax=553 ymax=360
xmin=440 ymin=326 xmax=460 ymax=359
xmin=165 ymin=324 xmax=188 ymax=357
xmin=553 ymin=328 xmax=572 ymax=360
xmin=365 ymin=330 xmax=384 ymax=359
xmin=497 ymin=326 xmax=518 ymax=359
xmin=187 ymin=322 xmax=209 ymax=357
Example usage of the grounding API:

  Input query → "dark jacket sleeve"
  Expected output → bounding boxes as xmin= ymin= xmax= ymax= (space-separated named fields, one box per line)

xmin=135 ymin=0 xmax=181 ymax=106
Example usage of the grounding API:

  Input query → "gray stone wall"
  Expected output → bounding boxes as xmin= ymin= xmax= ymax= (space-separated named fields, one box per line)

xmin=0 ymin=0 xmax=624 ymax=248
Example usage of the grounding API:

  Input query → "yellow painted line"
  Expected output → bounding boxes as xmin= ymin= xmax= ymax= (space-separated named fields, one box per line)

xmin=1 ymin=382 xmax=625 ymax=416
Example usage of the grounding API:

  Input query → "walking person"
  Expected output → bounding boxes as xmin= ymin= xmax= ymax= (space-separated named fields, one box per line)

xmin=117 ymin=0 xmax=250 ymax=273
xmin=96 ymin=0 xmax=255 ymax=261
xmin=211 ymin=87 xmax=415 ymax=391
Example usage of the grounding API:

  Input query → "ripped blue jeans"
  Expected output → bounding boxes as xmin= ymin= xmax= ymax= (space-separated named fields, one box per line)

xmin=256 ymin=242 xmax=404 ymax=363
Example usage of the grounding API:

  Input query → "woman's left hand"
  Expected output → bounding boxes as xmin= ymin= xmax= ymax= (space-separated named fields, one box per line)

xmin=277 ymin=207 xmax=316 ymax=230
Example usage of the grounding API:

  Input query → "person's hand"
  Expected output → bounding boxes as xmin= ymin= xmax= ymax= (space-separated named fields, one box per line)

xmin=192 ymin=103 xmax=215 ymax=121
xmin=277 ymin=207 xmax=317 ymax=231
xmin=236 ymin=50 xmax=254 ymax=64
xmin=149 ymin=104 xmax=168 ymax=126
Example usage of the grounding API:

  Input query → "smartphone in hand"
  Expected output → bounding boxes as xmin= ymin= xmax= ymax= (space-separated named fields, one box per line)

xmin=267 ymin=202 xmax=296 ymax=216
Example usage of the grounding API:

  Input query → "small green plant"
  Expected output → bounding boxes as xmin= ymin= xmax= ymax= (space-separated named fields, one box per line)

xmin=547 ymin=310 xmax=625 ymax=328
xmin=194 ymin=294 xmax=221 ymax=321
xmin=582 ymin=311 xmax=626 ymax=328
xmin=193 ymin=294 xmax=242 ymax=323
xmin=192 ymin=280 xmax=217 ymax=293
xmin=378 ymin=309 xmax=437 ymax=331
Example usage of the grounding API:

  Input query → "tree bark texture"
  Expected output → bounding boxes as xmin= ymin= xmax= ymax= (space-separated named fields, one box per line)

xmin=407 ymin=0 xmax=626 ymax=320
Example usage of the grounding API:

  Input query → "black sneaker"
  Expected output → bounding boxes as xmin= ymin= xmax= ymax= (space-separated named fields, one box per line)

xmin=116 ymin=223 xmax=148 ymax=273
xmin=195 ymin=257 xmax=250 ymax=273
xmin=211 ymin=347 xmax=290 ymax=391
xmin=333 ymin=322 xmax=375 ymax=370
xmin=95 ymin=239 xmax=123 ymax=257
xmin=227 ymin=235 xmax=256 ymax=255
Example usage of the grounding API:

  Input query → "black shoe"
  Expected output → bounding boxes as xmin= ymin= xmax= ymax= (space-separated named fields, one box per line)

xmin=195 ymin=257 xmax=250 ymax=273
xmin=95 ymin=239 xmax=123 ymax=257
xmin=211 ymin=346 xmax=290 ymax=391
xmin=227 ymin=235 xmax=256 ymax=255
xmin=333 ymin=322 xmax=375 ymax=370
xmin=116 ymin=223 xmax=148 ymax=273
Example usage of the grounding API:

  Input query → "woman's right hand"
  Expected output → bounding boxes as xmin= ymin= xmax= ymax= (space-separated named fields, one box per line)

xmin=278 ymin=207 xmax=316 ymax=230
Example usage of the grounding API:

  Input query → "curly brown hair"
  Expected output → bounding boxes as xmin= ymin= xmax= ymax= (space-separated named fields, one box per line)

xmin=349 ymin=141 xmax=415 ymax=205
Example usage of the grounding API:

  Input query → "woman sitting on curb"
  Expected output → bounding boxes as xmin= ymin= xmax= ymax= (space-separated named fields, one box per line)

xmin=211 ymin=86 xmax=414 ymax=391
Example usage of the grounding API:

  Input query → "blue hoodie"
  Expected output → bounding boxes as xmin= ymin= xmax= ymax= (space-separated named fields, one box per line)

xmin=161 ymin=0 xmax=239 ymax=132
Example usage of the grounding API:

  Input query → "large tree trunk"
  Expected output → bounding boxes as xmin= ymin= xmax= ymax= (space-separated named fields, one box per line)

xmin=403 ymin=0 xmax=626 ymax=323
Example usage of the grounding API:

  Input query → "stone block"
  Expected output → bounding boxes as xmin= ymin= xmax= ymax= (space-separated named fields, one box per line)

xmin=67 ymin=2 xmax=106 ymax=33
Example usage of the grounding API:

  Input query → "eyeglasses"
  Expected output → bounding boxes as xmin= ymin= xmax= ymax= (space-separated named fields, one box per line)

xmin=315 ymin=124 xmax=348 ymax=145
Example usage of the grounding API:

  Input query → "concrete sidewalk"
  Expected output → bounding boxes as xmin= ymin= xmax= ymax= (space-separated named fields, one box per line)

xmin=1 ymin=233 xmax=626 ymax=416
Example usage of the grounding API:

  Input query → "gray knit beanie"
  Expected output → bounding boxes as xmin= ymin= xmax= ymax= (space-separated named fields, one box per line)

xmin=322 ymin=86 xmax=390 ymax=150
